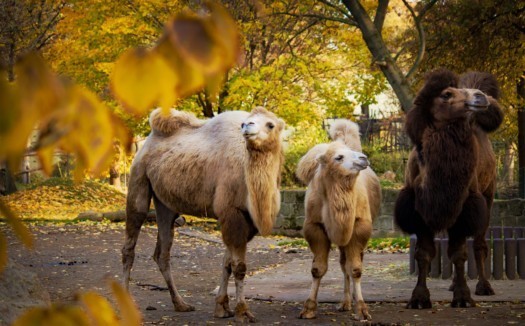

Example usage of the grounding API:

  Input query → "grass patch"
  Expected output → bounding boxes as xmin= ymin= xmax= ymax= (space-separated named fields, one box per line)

xmin=368 ymin=237 xmax=410 ymax=250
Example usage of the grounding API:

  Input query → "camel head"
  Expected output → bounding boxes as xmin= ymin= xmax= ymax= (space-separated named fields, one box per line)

xmin=317 ymin=142 xmax=369 ymax=178
xmin=241 ymin=106 xmax=285 ymax=151
xmin=407 ymin=69 xmax=494 ymax=143
xmin=430 ymin=86 xmax=490 ymax=124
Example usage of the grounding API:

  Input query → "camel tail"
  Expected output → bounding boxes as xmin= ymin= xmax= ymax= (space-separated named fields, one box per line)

xmin=329 ymin=119 xmax=362 ymax=152
xmin=149 ymin=108 xmax=205 ymax=136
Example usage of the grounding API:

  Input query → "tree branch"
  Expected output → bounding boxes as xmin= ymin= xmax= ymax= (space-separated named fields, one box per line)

xmin=402 ymin=0 xmax=437 ymax=80
xmin=374 ymin=0 xmax=389 ymax=33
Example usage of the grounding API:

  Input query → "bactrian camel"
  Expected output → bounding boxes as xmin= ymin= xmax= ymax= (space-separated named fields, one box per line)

xmin=394 ymin=69 xmax=503 ymax=308
xmin=296 ymin=120 xmax=381 ymax=320
xmin=122 ymin=106 xmax=284 ymax=322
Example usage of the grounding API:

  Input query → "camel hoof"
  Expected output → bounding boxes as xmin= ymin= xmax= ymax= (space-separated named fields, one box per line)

xmin=214 ymin=307 xmax=234 ymax=318
xmin=355 ymin=300 xmax=371 ymax=321
xmin=299 ymin=299 xmax=317 ymax=319
xmin=406 ymin=286 xmax=432 ymax=309
xmin=451 ymin=297 xmax=476 ymax=308
xmin=174 ymin=302 xmax=195 ymax=312
xmin=299 ymin=309 xmax=317 ymax=319
xmin=337 ymin=301 xmax=352 ymax=312
xmin=234 ymin=302 xmax=256 ymax=323
xmin=452 ymin=287 xmax=476 ymax=308
xmin=475 ymin=280 xmax=495 ymax=296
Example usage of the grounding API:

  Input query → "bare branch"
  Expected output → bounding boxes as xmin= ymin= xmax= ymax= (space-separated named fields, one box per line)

xmin=273 ymin=11 xmax=356 ymax=26
xmin=374 ymin=0 xmax=389 ymax=33
xmin=317 ymin=0 xmax=354 ymax=22
xmin=403 ymin=0 xmax=437 ymax=80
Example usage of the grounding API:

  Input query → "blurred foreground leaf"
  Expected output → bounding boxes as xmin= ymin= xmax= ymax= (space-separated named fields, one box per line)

xmin=13 ymin=281 xmax=142 ymax=326
xmin=112 ymin=1 xmax=240 ymax=115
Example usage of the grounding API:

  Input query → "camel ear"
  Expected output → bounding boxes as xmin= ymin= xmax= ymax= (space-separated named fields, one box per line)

xmin=316 ymin=153 xmax=328 ymax=165
xmin=277 ymin=118 xmax=285 ymax=131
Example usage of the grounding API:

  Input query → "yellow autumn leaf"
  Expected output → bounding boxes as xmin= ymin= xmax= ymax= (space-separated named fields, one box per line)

xmin=13 ymin=305 xmax=89 ymax=326
xmin=207 ymin=1 xmax=241 ymax=65
xmin=110 ymin=281 xmax=142 ymax=326
xmin=111 ymin=47 xmax=177 ymax=115
xmin=154 ymin=35 xmax=206 ymax=99
xmin=80 ymin=291 xmax=120 ymax=325
xmin=165 ymin=15 xmax=225 ymax=74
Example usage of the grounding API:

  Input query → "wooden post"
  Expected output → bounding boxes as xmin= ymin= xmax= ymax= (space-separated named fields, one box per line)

xmin=467 ymin=239 xmax=477 ymax=279
xmin=441 ymin=239 xmax=452 ymax=279
xmin=430 ymin=238 xmax=441 ymax=278
xmin=493 ymin=239 xmax=504 ymax=280
xmin=518 ymin=238 xmax=525 ymax=279
xmin=505 ymin=238 xmax=517 ymax=280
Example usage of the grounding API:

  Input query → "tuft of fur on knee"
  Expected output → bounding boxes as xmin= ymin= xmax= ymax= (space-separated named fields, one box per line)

xmin=149 ymin=108 xmax=205 ymax=136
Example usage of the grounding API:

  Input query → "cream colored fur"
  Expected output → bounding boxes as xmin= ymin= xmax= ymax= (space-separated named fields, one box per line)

xmin=329 ymin=119 xmax=362 ymax=152
xmin=296 ymin=120 xmax=362 ymax=185
xmin=136 ymin=107 xmax=283 ymax=236
xmin=123 ymin=106 xmax=285 ymax=321
xmin=297 ymin=120 xmax=381 ymax=321
xmin=149 ymin=108 xmax=205 ymax=136
xmin=302 ymin=142 xmax=381 ymax=246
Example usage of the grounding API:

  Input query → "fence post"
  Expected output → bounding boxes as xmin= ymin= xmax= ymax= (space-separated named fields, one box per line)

xmin=430 ymin=238 xmax=441 ymax=278
xmin=518 ymin=238 xmax=525 ymax=280
xmin=493 ymin=227 xmax=502 ymax=239
xmin=441 ymin=239 xmax=452 ymax=279
xmin=503 ymin=227 xmax=514 ymax=239
xmin=467 ymin=239 xmax=477 ymax=279
xmin=493 ymin=238 xmax=504 ymax=280
xmin=505 ymin=238 xmax=517 ymax=280
xmin=485 ymin=229 xmax=492 ymax=277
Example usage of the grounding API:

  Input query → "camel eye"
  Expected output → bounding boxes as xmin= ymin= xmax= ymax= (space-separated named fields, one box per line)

xmin=335 ymin=155 xmax=344 ymax=162
xmin=267 ymin=122 xmax=275 ymax=129
xmin=440 ymin=91 xmax=452 ymax=100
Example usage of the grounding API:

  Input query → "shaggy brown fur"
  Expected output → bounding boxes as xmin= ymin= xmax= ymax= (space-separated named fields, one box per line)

xmin=395 ymin=69 xmax=503 ymax=309
xmin=122 ymin=106 xmax=284 ymax=323
xmin=297 ymin=120 xmax=381 ymax=320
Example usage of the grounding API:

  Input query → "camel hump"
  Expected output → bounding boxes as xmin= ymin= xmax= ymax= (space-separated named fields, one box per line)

xmin=149 ymin=108 xmax=205 ymax=136
xmin=459 ymin=71 xmax=499 ymax=99
xmin=329 ymin=119 xmax=362 ymax=152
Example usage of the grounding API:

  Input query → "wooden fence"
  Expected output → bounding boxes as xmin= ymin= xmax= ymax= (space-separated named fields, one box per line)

xmin=409 ymin=227 xmax=525 ymax=280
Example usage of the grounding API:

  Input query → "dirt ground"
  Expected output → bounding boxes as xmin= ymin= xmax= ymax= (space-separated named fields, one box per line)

xmin=2 ymin=221 xmax=524 ymax=325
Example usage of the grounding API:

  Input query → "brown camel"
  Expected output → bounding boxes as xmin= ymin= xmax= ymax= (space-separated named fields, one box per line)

xmin=394 ymin=69 xmax=503 ymax=308
xmin=296 ymin=120 xmax=381 ymax=320
xmin=122 ymin=106 xmax=284 ymax=323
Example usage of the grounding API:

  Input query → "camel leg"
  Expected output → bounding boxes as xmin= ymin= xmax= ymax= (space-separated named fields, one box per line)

xmin=152 ymin=196 xmax=195 ymax=312
xmin=475 ymin=192 xmax=495 ymax=295
xmin=338 ymin=247 xmax=352 ymax=313
xmin=406 ymin=229 xmax=435 ymax=309
xmin=300 ymin=222 xmax=331 ymax=319
xmin=473 ymin=234 xmax=494 ymax=295
xmin=448 ymin=232 xmax=475 ymax=307
xmin=218 ymin=208 xmax=258 ymax=323
xmin=341 ymin=239 xmax=371 ymax=320
xmin=122 ymin=182 xmax=151 ymax=290
xmin=214 ymin=248 xmax=234 ymax=318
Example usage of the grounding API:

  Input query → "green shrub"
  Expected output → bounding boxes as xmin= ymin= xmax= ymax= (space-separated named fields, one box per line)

xmin=282 ymin=122 xmax=328 ymax=188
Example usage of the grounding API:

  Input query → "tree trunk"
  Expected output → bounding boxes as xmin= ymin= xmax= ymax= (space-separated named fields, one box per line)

xmin=0 ymin=163 xmax=18 ymax=195
xmin=342 ymin=0 xmax=415 ymax=112
xmin=518 ymin=76 xmax=525 ymax=198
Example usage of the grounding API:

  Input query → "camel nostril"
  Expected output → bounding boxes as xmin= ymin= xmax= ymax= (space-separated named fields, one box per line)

xmin=241 ymin=123 xmax=246 ymax=128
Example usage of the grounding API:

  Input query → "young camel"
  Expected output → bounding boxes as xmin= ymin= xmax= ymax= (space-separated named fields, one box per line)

xmin=296 ymin=120 xmax=381 ymax=320
xmin=122 ymin=107 xmax=284 ymax=323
